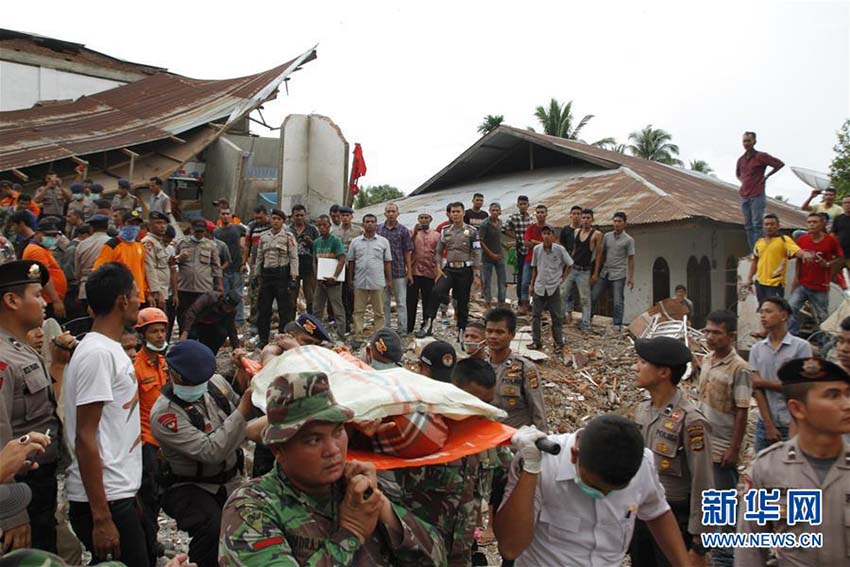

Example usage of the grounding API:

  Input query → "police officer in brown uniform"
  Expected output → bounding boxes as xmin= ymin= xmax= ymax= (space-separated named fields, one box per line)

xmin=630 ymin=336 xmax=714 ymax=566
xmin=417 ymin=201 xmax=482 ymax=342
xmin=141 ymin=211 xmax=172 ymax=311
xmin=150 ymin=340 xmax=254 ymax=567
xmin=484 ymin=307 xmax=548 ymax=432
xmin=0 ymin=261 xmax=74 ymax=553
xmin=254 ymin=208 xmax=299 ymax=348
xmin=738 ymin=357 xmax=850 ymax=567
xmin=174 ymin=219 xmax=222 ymax=331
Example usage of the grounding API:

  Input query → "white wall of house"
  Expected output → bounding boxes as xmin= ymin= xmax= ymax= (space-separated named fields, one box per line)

xmin=0 ymin=60 xmax=124 ymax=111
xmin=624 ymin=221 xmax=750 ymax=324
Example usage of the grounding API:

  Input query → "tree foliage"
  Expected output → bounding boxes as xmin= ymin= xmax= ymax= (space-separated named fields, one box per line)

xmin=533 ymin=98 xmax=594 ymax=140
xmin=353 ymin=184 xmax=405 ymax=209
xmin=477 ymin=114 xmax=504 ymax=135
xmin=627 ymin=125 xmax=683 ymax=166
xmin=689 ymin=159 xmax=714 ymax=175
xmin=830 ymin=118 xmax=850 ymax=197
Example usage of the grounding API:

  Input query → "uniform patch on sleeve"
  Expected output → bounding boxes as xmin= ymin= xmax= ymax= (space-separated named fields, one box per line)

xmin=252 ymin=535 xmax=284 ymax=550
xmin=688 ymin=423 xmax=705 ymax=451
xmin=0 ymin=360 xmax=8 ymax=371
xmin=527 ymin=369 xmax=539 ymax=389
xmin=158 ymin=413 xmax=178 ymax=432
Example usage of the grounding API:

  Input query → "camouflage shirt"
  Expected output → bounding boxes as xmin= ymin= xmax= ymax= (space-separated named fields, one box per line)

xmin=379 ymin=455 xmax=480 ymax=567
xmin=220 ymin=463 xmax=447 ymax=566
xmin=475 ymin=446 xmax=513 ymax=506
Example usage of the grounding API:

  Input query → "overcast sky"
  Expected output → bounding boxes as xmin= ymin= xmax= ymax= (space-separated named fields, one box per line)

xmin=7 ymin=0 xmax=849 ymax=204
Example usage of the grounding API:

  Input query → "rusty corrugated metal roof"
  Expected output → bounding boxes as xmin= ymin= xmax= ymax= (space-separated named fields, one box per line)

xmin=0 ymin=29 xmax=166 ymax=77
xmin=404 ymin=125 xmax=806 ymax=229
xmin=0 ymin=46 xmax=317 ymax=173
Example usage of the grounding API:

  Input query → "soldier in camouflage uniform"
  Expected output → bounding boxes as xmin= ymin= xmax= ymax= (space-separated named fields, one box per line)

xmin=219 ymin=372 xmax=447 ymax=566
xmin=379 ymin=346 xmax=482 ymax=567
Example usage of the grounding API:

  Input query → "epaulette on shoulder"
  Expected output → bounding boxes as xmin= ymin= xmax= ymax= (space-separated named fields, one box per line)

xmin=105 ymin=237 xmax=120 ymax=248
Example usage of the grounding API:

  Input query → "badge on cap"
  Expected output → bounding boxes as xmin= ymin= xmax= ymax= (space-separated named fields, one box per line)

xmin=376 ymin=338 xmax=388 ymax=354
xmin=302 ymin=318 xmax=317 ymax=335
xmin=442 ymin=353 xmax=454 ymax=367
xmin=802 ymin=359 xmax=825 ymax=380
xmin=27 ymin=264 xmax=40 ymax=280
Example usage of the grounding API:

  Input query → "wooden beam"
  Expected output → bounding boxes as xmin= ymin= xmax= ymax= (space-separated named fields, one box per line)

xmin=120 ymin=148 xmax=140 ymax=159
xmin=11 ymin=169 xmax=29 ymax=181
xmin=70 ymin=156 xmax=89 ymax=166
xmin=168 ymin=135 xmax=186 ymax=144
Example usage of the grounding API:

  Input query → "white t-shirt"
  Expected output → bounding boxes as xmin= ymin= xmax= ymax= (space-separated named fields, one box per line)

xmin=64 ymin=332 xmax=142 ymax=502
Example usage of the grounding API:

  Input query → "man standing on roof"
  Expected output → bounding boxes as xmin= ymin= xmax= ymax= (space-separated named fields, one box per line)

xmin=736 ymin=131 xmax=785 ymax=250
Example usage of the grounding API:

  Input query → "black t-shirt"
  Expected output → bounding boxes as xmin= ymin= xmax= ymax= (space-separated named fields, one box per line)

xmin=559 ymin=226 xmax=577 ymax=254
xmin=464 ymin=209 xmax=489 ymax=228
xmin=213 ymin=224 xmax=247 ymax=272
xmin=478 ymin=218 xmax=503 ymax=259
xmin=832 ymin=214 xmax=850 ymax=256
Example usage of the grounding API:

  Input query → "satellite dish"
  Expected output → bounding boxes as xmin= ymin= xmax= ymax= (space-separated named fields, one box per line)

xmin=791 ymin=167 xmax=832 ymax=191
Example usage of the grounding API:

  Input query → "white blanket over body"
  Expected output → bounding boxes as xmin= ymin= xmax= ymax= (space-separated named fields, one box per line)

xmin=251 ymin=345 xmax=507 ymax=421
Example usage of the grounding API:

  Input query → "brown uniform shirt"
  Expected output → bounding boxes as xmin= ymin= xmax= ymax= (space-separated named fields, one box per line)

xmin=175 ymin=237 xmax=222 ymax=293
xmin=633 ymin=388 xmax=715 ymax=535
xmin=490 ymin=353 xmax=548 ymax=431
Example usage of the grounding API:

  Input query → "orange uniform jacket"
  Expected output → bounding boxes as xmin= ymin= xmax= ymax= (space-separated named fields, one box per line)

xmin=134 ymin=348 xmax=169 ymax=446
xmin=93 ymin=237 xmax=148 ymax=302
xmin=22 ymin=242 xmax=67 ymax=300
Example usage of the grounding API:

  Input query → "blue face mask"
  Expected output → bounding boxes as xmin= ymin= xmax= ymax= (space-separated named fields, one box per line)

xmin=119 ymin=225 xmax=140 ymax=241
xmin=371 ymin=360 xmax=398 ymax=371
xmin=41 ymin=236 xmax=57 ymax=249
xmin=173 ymin=382 xmax=206 ymax=402
xmin=574 ymin=461 xmax=606 ymax=500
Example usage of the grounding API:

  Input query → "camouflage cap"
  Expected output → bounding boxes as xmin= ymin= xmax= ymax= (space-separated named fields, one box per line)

xmin=262 ymin=372 xmax=354 ymax=445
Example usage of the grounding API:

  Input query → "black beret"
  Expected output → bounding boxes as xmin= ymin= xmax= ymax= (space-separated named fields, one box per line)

xmin=149 ymin=211 xmax=169 ymax=222
xmin=338 ymin=206 xmax=354 ymax=214
xmin=123 ymin=210 xmax=143 ymax=223
xmin=191 ymin=219 xmax=207 ymax=230
xmin=270 ymin=208 xmax=286 ymax=219
xmin=166 ymin=340 xmax=216 ymax=385
xmin=0 ymin=261 xmax=49 ymax=289
xmin=296 ymin=313 xmax=332 ymax=343
xmin=634 ymin=337 xmax=692 ymax=367
xmin=36 ymin=217 xmax=61 ymax=234
xmin=778 ymin=357 xmax=850 ymax=386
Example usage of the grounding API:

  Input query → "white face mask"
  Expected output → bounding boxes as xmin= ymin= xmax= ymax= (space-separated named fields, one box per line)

xmin=462 ymin=340 xmax=486 ymax=356
xmin=146 ymin=341 xmax=168 ymax=353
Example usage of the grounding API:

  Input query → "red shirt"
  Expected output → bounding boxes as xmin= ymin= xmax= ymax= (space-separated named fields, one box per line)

xmin=524 ymin=223 xmax=545 ymax=262
xmin=797 ymin=233 xmax=843 ymax=291
xmin=736 ymin=150 xmax=783 ymax=198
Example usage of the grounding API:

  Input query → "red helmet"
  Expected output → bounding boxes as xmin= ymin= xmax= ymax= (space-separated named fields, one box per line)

xmin=135 ymin=307 xmax=168 ymax=329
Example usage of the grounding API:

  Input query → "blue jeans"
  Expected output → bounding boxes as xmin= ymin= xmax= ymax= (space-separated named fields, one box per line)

xmin=711 ymin=463 xmax=739 ymax=567
xmin=223 ymin=271 xmax=245 ymax=325
xmin=754 ymin=281 xmax=784 ymax=304
xmin=383 ymin=277 xmax=408 ymax=335
xmin=741 ymin=193 xmax=766 ymax=250
xmin=520 ymin=261 xmax=533 ymax=303
xmin=481 ymin=260 xmax=507 ymax=304
xmin=592 ymin=276 xmax=626 ymax=326
xmin=755 ymin=419 xmax=789 ymax=453
xmin=562 ymin=269 xmax=592 ymax=329
xmin=788 ymin=285 xmax=829 ymax=336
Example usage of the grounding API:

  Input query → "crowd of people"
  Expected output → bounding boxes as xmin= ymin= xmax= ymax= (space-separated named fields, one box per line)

xmin=0 ymin=130 xmax=849 ymax=567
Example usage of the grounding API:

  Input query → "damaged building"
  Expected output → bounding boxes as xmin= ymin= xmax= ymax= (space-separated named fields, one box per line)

xmin=0 ymin=28 xmax=351 ymax=221
xmin=359 ymin=125 xmax=808 ymax=326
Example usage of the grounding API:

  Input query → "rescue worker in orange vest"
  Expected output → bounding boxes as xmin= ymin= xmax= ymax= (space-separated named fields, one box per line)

xmin=133 ymin=307 xmax=170 ymax=562
xmin=94 ymin=210 xmax=151 ymax=306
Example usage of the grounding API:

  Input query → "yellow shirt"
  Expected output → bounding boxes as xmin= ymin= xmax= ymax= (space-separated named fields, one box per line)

xmin=754 ymin=235 xmax=800 ymax=287
xmin=811 ymin=203 xmax=844 ymax=220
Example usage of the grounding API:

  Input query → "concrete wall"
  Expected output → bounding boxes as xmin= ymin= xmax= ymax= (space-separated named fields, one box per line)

xmin=0 ymin=60 xmax=124 ymax=111
xmin=281 ymin=114 xmax=348 ymax=218
xmin=624 ymin=221 xmax=750 ymax=324
xmin=203 ymin=137 xmax=246 ymax=219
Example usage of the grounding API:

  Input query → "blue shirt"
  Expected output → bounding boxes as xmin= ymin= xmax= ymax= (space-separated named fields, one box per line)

xmin=348 ymin=234 xmax=392 ymax=290
xmin=377 ymin=222 xmax=413 ymax=279
xmin=749 ymin=333 xmax=812 ymax=428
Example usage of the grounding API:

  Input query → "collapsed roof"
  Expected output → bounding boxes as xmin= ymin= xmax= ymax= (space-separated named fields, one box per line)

xmin=0 ymin=45 xmax=317 ymax=189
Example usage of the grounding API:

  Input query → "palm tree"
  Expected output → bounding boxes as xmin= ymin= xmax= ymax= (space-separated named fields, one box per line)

xmin=595 ymin=139 xmax=626 ymax=153
xmin=627 ymin=125 xmax=683 ymax=166
xmin=689 ymin=160 xmax=714 ymax=175
xmin=533 ymin=98 xmax=594 ymax=140
xmin=477 ymin=114 xmax=504 ymax=135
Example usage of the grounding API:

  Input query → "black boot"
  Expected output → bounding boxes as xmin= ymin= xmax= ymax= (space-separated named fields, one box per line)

xmin=415 ymin=319 xmax=433 ymax=338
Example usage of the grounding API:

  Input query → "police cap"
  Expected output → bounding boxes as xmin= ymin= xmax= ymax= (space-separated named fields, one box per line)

xmin=123 ymin=210 xmax=143 ymax=224
xmin=296 ymin=313 xmax=332 ymax=343
xmin=634 ymin=337 xmax=692 ymax=367
xmin=0 ymin=261 xmax=49 ymax=289
xmin=36 ymin=217 xmax=61 ymax=234
xmin=369 ymin=328 xmax=403 ymax=363
xmin=270 ymin=208 xmax=286 ymax=220
xmin=778 ymin=357 xmax=850 ymax=386
xmin=191 ymin=219 xmax=208 ymax=231
xmin=419 ymin=340 xmax=457 ymax=382
xmin=149 ymin=211 xmax=169 ymax=222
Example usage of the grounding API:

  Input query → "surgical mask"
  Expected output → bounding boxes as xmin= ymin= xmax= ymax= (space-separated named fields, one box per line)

xmin=146 ymin=341 xmax=168 ymax=353
xmin=191 ymin=235 xmax=203 ymax=243
xmin=41 ymin=236 xmax=57 ymax=249
xmin=371 ymin=360 xmax=399 ymax=371
xmin=119 ymin=225 xmax=140 ymax=241
xmin=72 ymin=194 xmax=84 ymax=201
xmin=462 ymin=340 xmax=485 ymax=355
xmin=173 ymin=382 xmax=207 ymax=402
xmin=574 ymin=462 xmax=606 ymax=500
